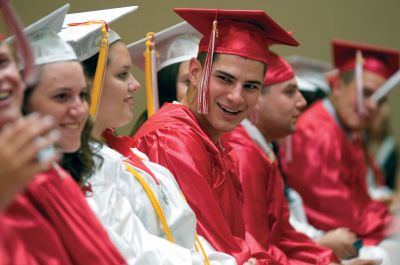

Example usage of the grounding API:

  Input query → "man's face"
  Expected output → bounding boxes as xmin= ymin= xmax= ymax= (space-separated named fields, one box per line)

xmin=189 ymin=54 xmax=265 ymax=141
xmin=257 ymin=78 xmax=307 ymax=140
xmin=333 ymin=70 xmax=385 ymax=131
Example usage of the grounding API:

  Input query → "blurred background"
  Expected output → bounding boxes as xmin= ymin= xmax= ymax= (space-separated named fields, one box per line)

xmin=2 ymin=0 xmax=400 ymax=188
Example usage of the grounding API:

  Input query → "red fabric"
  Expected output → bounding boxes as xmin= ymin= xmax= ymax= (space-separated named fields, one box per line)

xmin=133 ymin=103 xmax=281 ymax=265
xmin=332 ymin=39 xmax=400 ymax=79
xmin=103 ymin=128 xmax=160 ymax=184
xmin=223 ymin=125 xmax=338 ymax=264
xmin=263 ymin=51 xmax=294 ymax=86
xmin=3 ymin=167 xmax=126 ymax=265
xmin=280 ymin=101 xmax=399 ymax=245
xmin=0 ymin=216 xmax=39 ymax=265
xmin=174 ymin=9 xmax=298 ymax=65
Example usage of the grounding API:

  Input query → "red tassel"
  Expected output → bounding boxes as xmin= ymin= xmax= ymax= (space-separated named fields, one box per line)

xmin=197 ymin=15 xmax=218 ymax=114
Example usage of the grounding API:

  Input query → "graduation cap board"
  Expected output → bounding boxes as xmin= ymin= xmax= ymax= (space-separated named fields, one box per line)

xmin=24 ymin=4 xmax=77 ymax=66
xmin=128 ymin=21 xmax=201 ymax=72
xmin=59 ymin=6 xmax=138 ymax=61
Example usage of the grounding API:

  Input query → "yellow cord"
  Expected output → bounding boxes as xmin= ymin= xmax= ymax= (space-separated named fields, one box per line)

xmin=123 ymin=161 xmax=210 ymax=264
xmin=144 ymin=32 xmax=155 ymax=117
xmin=89 ymin=23 xmax=109 ymax=120
xmin=123 ymin=161 xmax=175 ymax=242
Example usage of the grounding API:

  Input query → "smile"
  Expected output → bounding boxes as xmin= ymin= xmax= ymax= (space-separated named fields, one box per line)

xmin=217 ymin=102 xmax=242 ymax=115
xmin=61 ymin=123 xmax=81 ymax=129
xmin=0 ymin=91 xmax=11 ymax=101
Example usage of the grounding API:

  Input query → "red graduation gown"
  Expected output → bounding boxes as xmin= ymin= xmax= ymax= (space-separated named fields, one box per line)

xmin=0 ymin=216 xmax=38 ymax=265
xmin=280 ymin=101 xmax=399 ymax=245
xmin=2 ymin=167 xmax=126 ymax=264
xmin=131 ymin=103 xmax=280 ymax=265
xmin=223 ymin=125 xmax=338 ymax=264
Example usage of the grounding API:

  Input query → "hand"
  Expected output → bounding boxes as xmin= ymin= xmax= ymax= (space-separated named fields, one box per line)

xmin=0 ymin=113 xmax=60 ymax=210
xmin=243 ymin=258 xmax=256 ymax=265
xmin=317 ymin=228 xmax=357 ymax=259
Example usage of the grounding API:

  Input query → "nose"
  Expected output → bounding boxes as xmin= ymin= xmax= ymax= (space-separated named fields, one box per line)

xmin=227 ymin=84 xmax=244 ymax=105
xmin=295 ymin=90 xmax=307 ymax=111
xmin=128 ymin=73 xmax=141 ymax=93
xmin=364 ymin=97 xmax=378 ymax=117
xmin=69 ymin=97 xmax=88 ymax=118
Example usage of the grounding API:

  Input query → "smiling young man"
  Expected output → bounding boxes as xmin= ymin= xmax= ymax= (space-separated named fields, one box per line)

xmin=132 ymin=8 xmax=300 ymax=265
xmin=280 ymin=40 xmax=400 ymax=264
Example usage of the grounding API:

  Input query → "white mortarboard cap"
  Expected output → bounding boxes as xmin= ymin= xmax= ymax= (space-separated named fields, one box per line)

xmin=128 ymin=21 xmax=201 ymax=71
xmin=295 ymin=76 xmax=317 ymax=92
xmin=11 ymin=4 xmax=77 ymax=66
xmin=286 ymin=55 xmax=334 ymax=93
xmin=59 ymin=6 xmax=138 ymax=61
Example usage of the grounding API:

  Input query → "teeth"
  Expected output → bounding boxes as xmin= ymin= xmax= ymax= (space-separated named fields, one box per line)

xmin=219 ymin=103 xmax=239 ymax=114
xmin=0 ymin=91 xmax=11 ymax=100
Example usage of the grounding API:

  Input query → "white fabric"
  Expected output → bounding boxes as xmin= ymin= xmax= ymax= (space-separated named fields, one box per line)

xmin=241 ymin=119 xmax=275 ymax=162
xmin=88 ymin=144 xmax=236 ymax=265
xmin=286 ymin=188 xmax=325 ymax=240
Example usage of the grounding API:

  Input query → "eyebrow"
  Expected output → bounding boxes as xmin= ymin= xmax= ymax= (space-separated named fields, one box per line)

xmin=215 ymin=70 xmax=263 ymax=86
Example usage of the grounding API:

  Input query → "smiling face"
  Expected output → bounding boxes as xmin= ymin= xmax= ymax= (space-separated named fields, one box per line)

xmin=256 ymin=78 xmax=307 ymax=141
xmin=331 ymin=70 xmax=385 ymax=131
xmin=187 ymin=54 xmax=265 ymax=142
xmin=95 ymin=41 xmax=140 ymax=133
xmin=27 ymin=61 xmax=88 ymax=153
xmin=0 ymin=42 xmax=24 ymax=129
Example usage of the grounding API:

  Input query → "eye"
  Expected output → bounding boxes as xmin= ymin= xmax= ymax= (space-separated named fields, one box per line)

xmin=184 ymin=78 xmax=190 ymax=87
xmin=52 ymin=92 xmax=70 ymax=102
xmin=0 ymin=56 xmax=10 ymax=69
xmin=284 ymin=87 xmax=297 ymax=97
xmin=217 ymin=74 xmax=232 ymax=84
xmin=244 ymin=83 xmax=261 ymax=91
xmin=117 ymin=72 xmax=129 ymax=80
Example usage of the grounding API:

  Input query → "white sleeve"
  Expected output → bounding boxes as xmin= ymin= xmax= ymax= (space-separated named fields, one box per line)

xmin=287 ymin=188 xmax=324 ymax=240
xmin=87 ymin=159 xmax=192 ymax=265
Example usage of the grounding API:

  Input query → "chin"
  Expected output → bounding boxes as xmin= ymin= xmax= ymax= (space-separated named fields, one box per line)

xmin=60 ymin=142 xmax=81 ymax=154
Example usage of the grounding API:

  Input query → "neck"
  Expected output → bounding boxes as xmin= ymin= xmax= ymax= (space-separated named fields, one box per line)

xmin=92 ymin=122 xmax=106 ymax=142
xmin=255 ymin=122 xmax=272 ymax=143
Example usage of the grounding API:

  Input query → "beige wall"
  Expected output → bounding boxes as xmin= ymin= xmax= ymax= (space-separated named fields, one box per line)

xmin=3 ymin=1 xmax=400 ymax=178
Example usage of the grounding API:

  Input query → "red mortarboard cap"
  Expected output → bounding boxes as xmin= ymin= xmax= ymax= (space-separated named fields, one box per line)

xmin=332 ymin=39 xmax=400 ymax=79
xmin=263 ymin=51 xmax=294 ymax=86
xmin=174 ymin=8 xmax=299 ymax=64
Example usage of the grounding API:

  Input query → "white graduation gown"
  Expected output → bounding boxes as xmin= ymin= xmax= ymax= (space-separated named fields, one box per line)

xmin=87 ymin=144 xmax=236 ymax=265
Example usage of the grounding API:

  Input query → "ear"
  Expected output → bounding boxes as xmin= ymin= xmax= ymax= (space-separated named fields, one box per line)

xmin=330 ymin=75 xmax=345 ymax=97
xmin=188 ymin=58 xmax=202 ymax=89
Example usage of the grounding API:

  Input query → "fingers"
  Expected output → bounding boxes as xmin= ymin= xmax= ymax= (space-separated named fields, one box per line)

xmin=1 ymin=114 xmax=56 ymax=154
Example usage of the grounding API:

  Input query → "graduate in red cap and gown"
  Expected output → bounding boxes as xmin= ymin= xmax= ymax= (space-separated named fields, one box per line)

xmin=280 ymin=39 xmax=400 ymax=264
xmin=129 ymin=8 xmax=300 ymax=265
